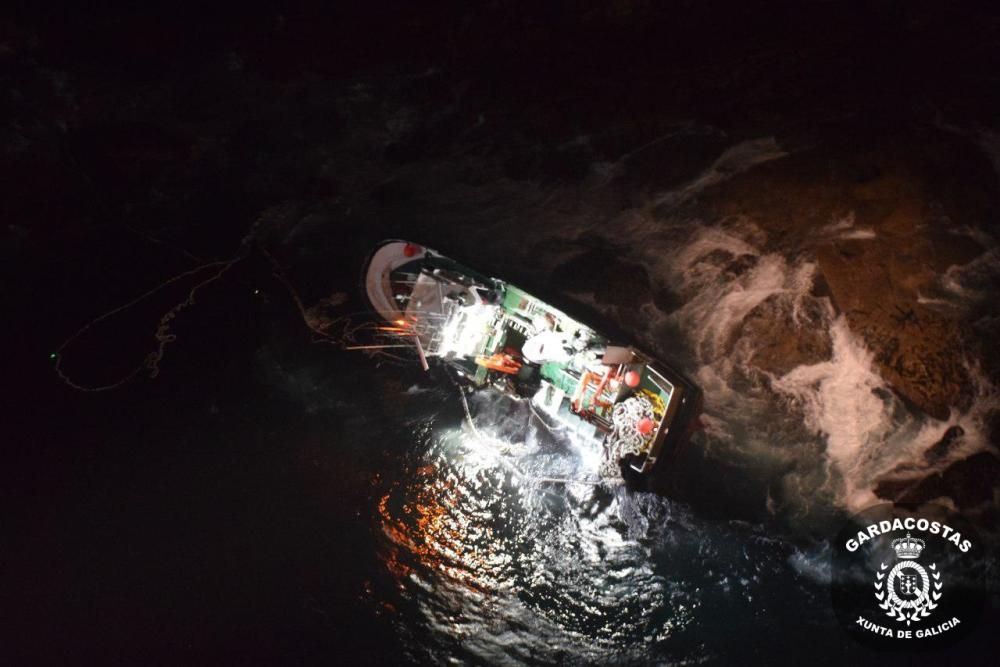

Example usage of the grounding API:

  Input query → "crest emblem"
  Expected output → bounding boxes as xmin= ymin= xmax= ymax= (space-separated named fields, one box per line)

xmin=874 ymin=533 xmax=943 ymax=625
xmin=832 ymin=504 xmax=984 ymax=648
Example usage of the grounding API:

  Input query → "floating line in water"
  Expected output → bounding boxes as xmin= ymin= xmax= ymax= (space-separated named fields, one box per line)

xmin=535 ymin=477 xmax=601 ymax=486
xmin=52 ymin=236 xmax=425 ymax=392
xmin=52 ymin=256 xmax=244 ymax=391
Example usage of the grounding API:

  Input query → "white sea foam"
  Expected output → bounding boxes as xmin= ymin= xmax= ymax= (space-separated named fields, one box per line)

xmin=770 ymin=322 xmax=998 ymax=510
xmin=636 ymin=215 xmax=996 ymax=513
xmin=788 ymin=544 xmax=832 ymax=585
xmin=940 ymin=246 xmax=1000 ymax=302
xmin=818 ymin=212 xmax=875 ymax=240
xmin=771 ymin=318 xmax=892 ymax=509
xmin=839 ymin=229 xmax=876 ymax=240
xmin=660 ymin=221 xmax=813 ymax=364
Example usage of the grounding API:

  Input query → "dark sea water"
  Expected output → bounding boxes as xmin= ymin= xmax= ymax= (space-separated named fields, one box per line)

xmin=8 ymin=256 xmax=995 ymax=665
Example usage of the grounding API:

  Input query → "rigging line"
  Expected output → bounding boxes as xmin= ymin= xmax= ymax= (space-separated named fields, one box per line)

xmin=53 ymin=256 xmax=244 ymax=392
xmin=527 ymin=398 xmax=569 ymax=434
xmin=260 ymin=247 xmax=410 ymax=364
xmin=120 ymin=222 xmax=208 ymax=264
xmin=54 ymin=212 xmax=418 ymax=391
xmin=50 ymin=204 xmax=285 ymax=391
xmin=535 ymin=477 xmax=601 ymax=486
xmin=259 ymin=247 xmax=337 ymax=343
xmin=465 ymin=382 xmax=569 ymax=436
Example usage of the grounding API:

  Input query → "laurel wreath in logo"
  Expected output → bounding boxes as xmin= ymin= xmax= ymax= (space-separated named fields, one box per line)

xmin=874 ymin=561 xmax=942 ymax=625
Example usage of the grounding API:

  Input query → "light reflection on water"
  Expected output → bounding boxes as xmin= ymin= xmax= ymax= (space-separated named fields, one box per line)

xmin=274 ymin=354 xmax=976 ymax=666
xmin=369 ymin=390 xmax=802 ymax=664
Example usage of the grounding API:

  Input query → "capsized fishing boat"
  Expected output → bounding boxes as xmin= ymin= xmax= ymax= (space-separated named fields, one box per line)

xmin=362 ymin=240 xmax=702 ymax=482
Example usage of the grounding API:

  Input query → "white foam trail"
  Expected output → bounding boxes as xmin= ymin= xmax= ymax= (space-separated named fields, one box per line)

xmin=818 ymin=212 xmax=876 ymax=241
xmin=635 ymin=204 xmax=1000 ymax=512
xmin=940 ymin=246 xmax=1000 ymax=302
xmin=915 ymin=292 xmax=960 ymax=309
xmin=788 ymin=543 xmax=832 ymax=585
xmin=912 ymin=229 xmax=1000 ymax=317
xmin=838 ymin=229 xmax=876 ymax=240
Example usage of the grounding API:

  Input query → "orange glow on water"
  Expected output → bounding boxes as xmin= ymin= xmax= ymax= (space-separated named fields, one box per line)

xmin=377 ymin=464 xmax=502 ymax=596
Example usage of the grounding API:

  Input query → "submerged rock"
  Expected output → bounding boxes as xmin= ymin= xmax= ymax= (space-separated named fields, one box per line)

xmin=923 ymin=425 xmax=966 ymax=464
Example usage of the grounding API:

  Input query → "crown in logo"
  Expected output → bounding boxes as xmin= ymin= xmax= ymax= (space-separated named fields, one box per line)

xmin=891 ymin=533 xmax=925 ymax=560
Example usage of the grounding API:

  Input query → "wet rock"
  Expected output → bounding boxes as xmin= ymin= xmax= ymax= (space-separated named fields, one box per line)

xmin=699 ymin=129 xmax=998 ymax=419
xmin=741 ymin=293 xmax=833 ymax=376
xmin=816 ymin=239 xmax=973 ymax=420
xmin=875 ymin=452 xmax=1000 ymax=510
xmin=869 ymin=388 xmax=897 ymax=409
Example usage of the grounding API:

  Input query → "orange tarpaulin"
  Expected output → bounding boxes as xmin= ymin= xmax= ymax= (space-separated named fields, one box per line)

xmin=474 ymin=352 xmax=522 ymax=375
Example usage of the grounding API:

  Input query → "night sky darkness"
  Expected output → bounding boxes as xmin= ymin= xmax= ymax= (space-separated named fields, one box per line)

xmin=3 ymin=2 xmax=1000 ymax=665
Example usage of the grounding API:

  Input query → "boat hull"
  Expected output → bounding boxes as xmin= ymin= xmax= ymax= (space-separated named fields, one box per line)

xmin=362 ymin=240 xmax=702 ymax=481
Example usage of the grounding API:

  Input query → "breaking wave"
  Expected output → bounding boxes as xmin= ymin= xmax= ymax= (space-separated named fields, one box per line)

xmin=625 ymin=208 xmax=998 ymax=517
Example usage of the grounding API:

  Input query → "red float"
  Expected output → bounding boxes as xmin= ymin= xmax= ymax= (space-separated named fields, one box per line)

xmin=636 ymin=417 xmax=655 ymax=435
xmin=624 ymin=370 xmax=641 ymax=388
